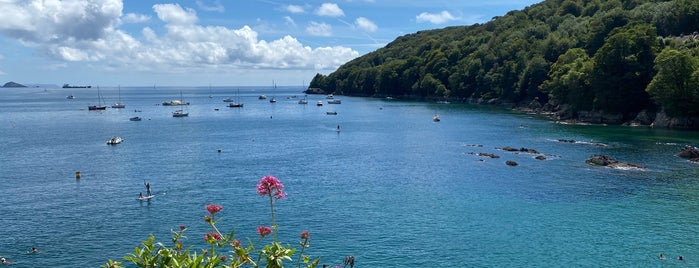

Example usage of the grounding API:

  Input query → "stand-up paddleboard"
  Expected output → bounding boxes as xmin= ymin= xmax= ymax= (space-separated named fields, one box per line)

xmin=138 ymin=195 xmax=154 ymax=201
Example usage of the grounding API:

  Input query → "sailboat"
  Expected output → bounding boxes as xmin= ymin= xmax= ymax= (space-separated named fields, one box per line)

xmin=298 ymin=82 xmax=308 ymax=104
xmin=88 ymin=86 xmax=107 ymax=110
xmin=172 ymin=91 xmax=189 ymax=117
xmin=269 ymin=81 xmax=277 ymax=103
xmin=228 ymin=88 xmax=244 ymax=108
xmin=111 ymin=85 xmax=125 ymax=108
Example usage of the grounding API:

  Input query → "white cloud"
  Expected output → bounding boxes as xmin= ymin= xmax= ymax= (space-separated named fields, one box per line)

xmin=0 ymin=0 xmax=358 ymax=73
xmin=316 ymin=3 xmax=344 ymax=17
xmin=355 ymin=17 xmax=377 ymax=33
xmin=416 ymin=11 xmax=457 ymax=24
xmin=122 ymin=13 xmax=150 ymax=24
xmin=0 ymin=0 xmax=122 ymax=42
xmin=286 ymin=5 xmax=305 ymax=14
xmin=306 ymin=21 xmax=332 ymax=36
xmin=153 ymin=4 xmax=198 ymax=25
xmin=196 ymin=0 xmax=225 ymax=12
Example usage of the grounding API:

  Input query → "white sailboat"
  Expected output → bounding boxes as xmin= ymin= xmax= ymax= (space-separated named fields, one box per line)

xmin=172 ymin=91 xmax=189 ymax=117
xmin=269 ymin=81 xmax=277 ymax=103
xmin=111 ymin=85 xmax=125 ymax=108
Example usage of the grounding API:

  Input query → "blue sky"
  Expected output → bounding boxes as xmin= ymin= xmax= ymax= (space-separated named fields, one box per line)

xmin=0 ymin=0 xmax=541 ymax=87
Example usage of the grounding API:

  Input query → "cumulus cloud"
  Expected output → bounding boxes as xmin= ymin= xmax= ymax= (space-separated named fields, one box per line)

xmin=0 ymin=0 xmax=358 ymax=72
xmin=122 ymin=13 xmax=150 ymax=24
xmin=154 ymin=4 xmax=198 ymax=25
xmin=416 ymin=11 xmax=457 ymax=24
xmin=316 ymin=3 xmax=344 ymax=17
xmin=286 ymin=4 xmax=305 ymax=14
xmin=0 ymin=0 xmax=122 ymax=42
xmin=355 ymin=17 xmax=377 ymax=33
xmin=306 ymin=21 xmax=332 ymax=36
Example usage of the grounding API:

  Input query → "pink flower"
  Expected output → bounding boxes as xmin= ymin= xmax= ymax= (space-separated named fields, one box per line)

xmin=300 ymin=230 xmax=310 ymax=240
xmin=257 ymin=175 xmax=286 ymax=199
xmin=206 ymin=204 xmax=223 ymax=215
xmin=257 ymin=226 xmax=272 ymax=238
xmin=204 ymin=232 xmax=222 ymax=242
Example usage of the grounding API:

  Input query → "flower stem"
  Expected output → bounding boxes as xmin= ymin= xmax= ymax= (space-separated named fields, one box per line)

xmin=268 ymin=193 xmax=277 ymax=241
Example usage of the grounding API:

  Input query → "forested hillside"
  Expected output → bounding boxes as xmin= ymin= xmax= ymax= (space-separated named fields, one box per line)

xmin=309 ymin=0 xmax=699 ymax=127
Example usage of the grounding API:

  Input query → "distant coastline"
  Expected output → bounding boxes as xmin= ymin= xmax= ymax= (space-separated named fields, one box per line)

xmin=62 ymin=83 xmax=91 ymax=88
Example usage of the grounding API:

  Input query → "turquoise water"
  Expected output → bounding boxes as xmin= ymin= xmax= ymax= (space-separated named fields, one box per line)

xmin=1 ymin=86 xmax=698 ymax=267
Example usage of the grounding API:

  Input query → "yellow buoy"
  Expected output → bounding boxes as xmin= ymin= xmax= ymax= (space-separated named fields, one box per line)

xmin=75 ymin=171 xmax=81 ymax=179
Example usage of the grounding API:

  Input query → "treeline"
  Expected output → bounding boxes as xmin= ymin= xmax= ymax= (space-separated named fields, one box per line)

xmin=310 ymin=0 xmax=699 ymax=123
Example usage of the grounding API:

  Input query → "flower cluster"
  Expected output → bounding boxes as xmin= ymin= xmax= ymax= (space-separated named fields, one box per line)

xmin=257 ymin=226 xmax=272 ymax=238
xmin=257 ymin=175 xmax=287 ymax=199
xmin=106 ymin=175 xmax=328 ymax=268
xmin=206 ymin=204 xmax=223 ymax=215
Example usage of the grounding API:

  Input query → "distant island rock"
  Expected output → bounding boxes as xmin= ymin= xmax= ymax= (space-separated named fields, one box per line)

xmin=2 ymin=81 xmax=27 ymax=88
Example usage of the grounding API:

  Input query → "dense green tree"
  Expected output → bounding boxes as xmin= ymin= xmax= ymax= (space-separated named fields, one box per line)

xmin=540 ymin=48 xmax=594 ymax=112
xmin=590 ymin=23 xmax=657 ymax=116
xmin=646 ymin=48 xmax=699 ymax=116
xmin=307 ymin=0 xmax=699 ymax=121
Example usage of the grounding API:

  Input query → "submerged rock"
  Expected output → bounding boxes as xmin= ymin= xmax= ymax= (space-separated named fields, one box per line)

xmin=505 ymin=160 xmax=518 ymax=166
xmin=478 ymin=152 xmax=500 ymax=158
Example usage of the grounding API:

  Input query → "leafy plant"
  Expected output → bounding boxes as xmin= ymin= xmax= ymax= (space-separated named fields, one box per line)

xmin=104 ymin=175 xmax=322 ymax=268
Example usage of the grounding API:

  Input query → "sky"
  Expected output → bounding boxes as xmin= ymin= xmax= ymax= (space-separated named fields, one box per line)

xmin=0 ymin=0 xmax=541 ymax=87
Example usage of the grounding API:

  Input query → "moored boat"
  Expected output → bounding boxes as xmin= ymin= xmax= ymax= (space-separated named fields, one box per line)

xmin=172 ymin=110 xmax=189 ymax=117
xmin=107 ymin=136 xmax=123 ymax=145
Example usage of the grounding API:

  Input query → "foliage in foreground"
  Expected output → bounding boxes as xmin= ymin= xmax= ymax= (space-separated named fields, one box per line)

xmin=103 ymin=175 xmax=353 ymax=268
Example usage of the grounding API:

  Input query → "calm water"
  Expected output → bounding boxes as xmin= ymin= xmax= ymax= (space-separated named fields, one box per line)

xmin=1 ymin=86 xmax=699 ymax=267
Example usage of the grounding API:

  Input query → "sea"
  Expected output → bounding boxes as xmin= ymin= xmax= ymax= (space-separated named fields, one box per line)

xmin=1 ymin=86 xmax=699 ymax=267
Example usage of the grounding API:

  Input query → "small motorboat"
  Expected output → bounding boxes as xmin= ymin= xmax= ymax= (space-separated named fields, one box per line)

xmin=326 ymin=111 xmax=338 ymax=115
xmin=433 ymin=115 xmax=441 ymax=122
xmin=316 ymin=100 xmax=323 ymax=106
xmin=107 ymin=136 xmax=123 ymax=145
xmin=129 ymin=116 xmax=142 ymax=121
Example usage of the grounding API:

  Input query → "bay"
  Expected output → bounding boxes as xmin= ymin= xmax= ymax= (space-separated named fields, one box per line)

xmin=1 ymin=86 xmax=698 ymax=267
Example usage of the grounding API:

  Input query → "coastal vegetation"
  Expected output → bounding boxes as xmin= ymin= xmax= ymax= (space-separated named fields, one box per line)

xmin=309 ymin=0 xmax=699 ymax=128
xmin=104 ymin=176 xmax=344 ymax=268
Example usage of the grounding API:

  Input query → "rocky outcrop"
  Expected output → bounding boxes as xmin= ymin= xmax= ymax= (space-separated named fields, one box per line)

xmin=2 ymin=81 xmax=26 ymax=87
xmin=585 ymin=155 xmax=644 ymax=169
xmin=498 ymin=146 xmax=540 ymax=154
xmin=677 ymin=145 xmax=699 ymax=162
xmin=651 ymin=110 xmax=699 ymax=129
xmin=304 ymin=87 xmax=326 ymax=94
